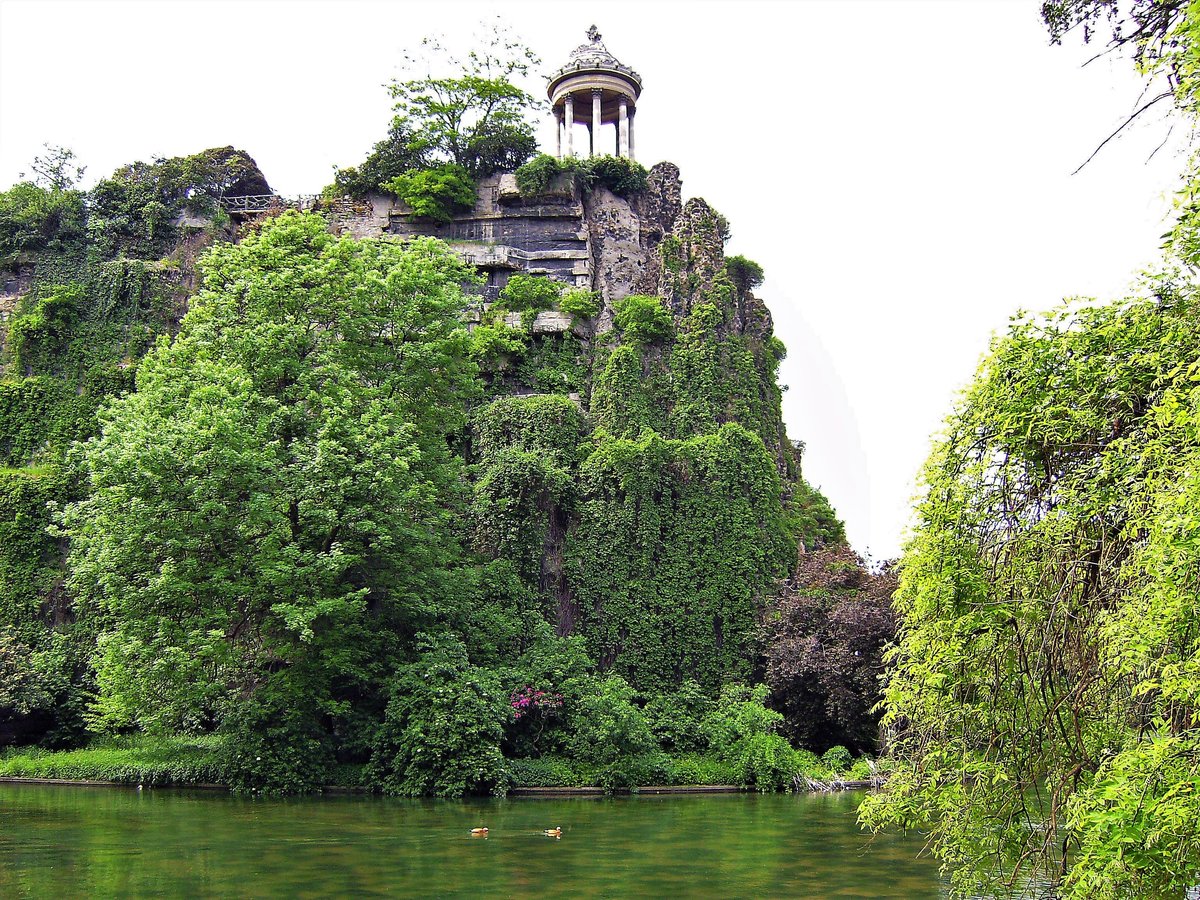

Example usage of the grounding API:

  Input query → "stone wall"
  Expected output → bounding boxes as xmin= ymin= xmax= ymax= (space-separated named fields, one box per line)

xmin=321 ymin=161 xmax=714 ymax=333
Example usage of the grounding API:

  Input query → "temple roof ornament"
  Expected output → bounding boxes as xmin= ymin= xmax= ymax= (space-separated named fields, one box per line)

xmin=548 ymin=25 xmax=642 ymax=90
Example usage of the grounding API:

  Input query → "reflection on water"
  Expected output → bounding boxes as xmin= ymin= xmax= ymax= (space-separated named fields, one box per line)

xmin=0 ymin=784 xmax=952 ymax=898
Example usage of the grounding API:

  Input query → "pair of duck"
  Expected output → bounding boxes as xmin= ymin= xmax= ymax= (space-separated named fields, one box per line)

xmin=469 ymin=827 xmax=562 ymax=837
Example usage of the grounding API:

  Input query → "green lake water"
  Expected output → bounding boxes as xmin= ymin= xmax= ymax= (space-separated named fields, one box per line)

xmin=0 ymin=784 xmax=950 ymax=898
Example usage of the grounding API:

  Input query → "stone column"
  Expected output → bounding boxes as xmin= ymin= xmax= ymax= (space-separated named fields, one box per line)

xmin=618 ymin=97 xmax=629 ymax=158
xmin=556 ymin=109 xmax=562 ymax=158
xmin=628 ymin=108 xmax=636 ymax=161
xmin=565 ymin=94 xmax=575 ymax=157
xmin=592 ymin=89 xmax=603 ymax=158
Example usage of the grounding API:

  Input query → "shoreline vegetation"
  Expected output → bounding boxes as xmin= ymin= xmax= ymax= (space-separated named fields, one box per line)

xmin=0 ymin=735 xmax=883 ymax=795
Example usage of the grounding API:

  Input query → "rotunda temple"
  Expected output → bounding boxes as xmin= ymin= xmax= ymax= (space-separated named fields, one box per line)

xmin=547 ymin=26 xmax=641 ymax=160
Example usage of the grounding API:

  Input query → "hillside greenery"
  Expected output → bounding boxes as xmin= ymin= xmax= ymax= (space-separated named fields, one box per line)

xmin=0 ymin=147 xmax=856 ymax=798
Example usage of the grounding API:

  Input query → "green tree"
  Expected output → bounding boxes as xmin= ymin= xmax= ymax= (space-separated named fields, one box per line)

xmin=25 ymin=144 xmax=86 ymax=192
xmin=330 ymin=121 xmax=428 ymax=198
xmin=384 ymin=163 xmax=478 ymax=223
xmin=0 ymin=182 xmax=86 ymax=266
xmin=860 ymin=281 xmax=1200 ymax=896
xmin=388 ymin=25 xmax=541 ymax=178
xmin=63 ymin=213 xmax=479 ymax=746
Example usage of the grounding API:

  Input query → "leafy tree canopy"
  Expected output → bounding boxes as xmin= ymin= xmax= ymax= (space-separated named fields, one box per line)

xmin=861 ymin=279 xmax=1200 ymax=897
xmin=388 ymin=23 xmax=541 ymax=179
xmin=62 ymin=212 xmax=479 ymax=736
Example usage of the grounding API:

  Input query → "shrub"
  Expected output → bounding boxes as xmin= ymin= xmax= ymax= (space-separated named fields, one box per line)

xmin=701 ymin=683 xmax=800 ymax=791
xmin=761 ymin=546 xmax=896 ymax=754
xmin=506 ymin=754 xmax=582 ymax=787
xmin=7 ymin=284 xmax=84 ymax=375
xmin=846 ymin=756 xmax=874 ymax=780
xmin=369 ymin=633 xmax=511 ymax=797
xmin=586 ymin=155 xmax=649 ymax=197
xmin=515 ymin=154 xmax=563 ymax=196
xmin=0 ymin=183 xmax=86 ymax=266
xmin=330 ymin=122 xmax=427 ymax=198
xmin=515 ymin=154 xmax=649 ymax=199
xmin=220 ymin=682 xmax=336 ymax=795
xmin=559 ymin=287 xmax=601 ymax=322
xmin=613 ymin=294 xmax=673 ymax=344
xmin=645 ymin=680 xmax=714 ymax=753
xmin=384 ymin=164 xmax=477 ymax=223
xmin=821 ymin=744 xmax=853 ymax=773
xmin=665 ymin=753 xmax=740 ymax=786
xmin=89 ymin=147 xmax=268 ymax=253
xmin=597 ymin=751 xmax=671 ymax=792
xmin=469 ymin=323 xmax=528 ymax=372
xmin=497 ymin=273 xmax=563 ymax=314
xmin=725 ymin=255 xmax=764 ymax=293
xmin=565 ymin=674 xmax=655 ymax=766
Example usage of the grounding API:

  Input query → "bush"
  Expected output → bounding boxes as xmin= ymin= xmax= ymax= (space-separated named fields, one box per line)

xmin=515 ymin=154 xmax=649 ymax=199
xmin=645 ymin=680 xmax=714 ymax=753
xmin=89 ymin=147 xmax=268 ymax=253
xmin=7 ymin=284 xmax=84 ymax=375
xmin=664 ymin=753 xmax=741 ymax=786
xmin=565 ymin=674 xmax=655 ymax=766
xmin=514 ymin=154 xmax=563 ymax=196
xmin=369 ymin=633 xmax=511 ymax=797
xmin=821 ymin=744 xmax=853 ymax=773
xmin=586 ymin=155 xmax=649 ymax=197
xmin=846 ymin=756 xmax=874 ymax=780
xmin=701 ymin=683 xmax=801 ymax=791
xmin=220 ymin=683 xmax=336 ymax=795
xmin=330 ymin=122 xmax=427 ymax=198
xmin=384 ymin=164 xmax=477 ymax=223
xmin=0 ymin=183 xmax=86 ymax=265
xmin=497 ymin=273 xmax=563 ymax=314
xmin=761 ymin=546 xmax=896 ymax=754
xmin=725 ymin=255 xmax=764 ymax=293
xmin=613 ymin=294 xmax=673 ymax=344
xmin=559 ymin=287 xmax=601 ymax=322
xmin=469 ymin=323 xmax=528 ymax=373
xmin=506 ymin=754 xmax=583 ymax=787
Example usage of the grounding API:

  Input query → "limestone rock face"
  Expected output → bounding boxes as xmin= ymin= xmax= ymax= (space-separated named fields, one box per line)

xmin=659 ymin=197 xmax=728 ymax=321
xmin=639 ymin=162 xmax=682 ymax=241
xmin=583 ymin=186 xmax=648 ymax=333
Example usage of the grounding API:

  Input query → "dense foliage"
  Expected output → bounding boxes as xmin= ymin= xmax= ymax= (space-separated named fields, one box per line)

xmin=89 ymin=147 xmax=266 ymax=255
xmin=64 ymin=214 xmax=477 ymax=752
xmin=762 ymin=546 xmax=896 ymax=755
xmin=515 ymin=153 xmax=650 ymax=198
xmin=0 ymin=182 xmax=85 ymax=268
xmin=386 ymin=26 xmax=540 ymax=180
xmin=384 ymin=164 xmax=478 ymax=223
xmin=329 ymin=122 xmax=427 ymax=200
xmin=860 ymin=283 xmax=1200 ymax=896
xmin=857 ymin=8 xmax=1200 ymax=897
xmin=0 ymin=83 xmax=851 ymax=797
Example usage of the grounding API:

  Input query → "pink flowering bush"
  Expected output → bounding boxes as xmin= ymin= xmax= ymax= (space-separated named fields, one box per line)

xmin=507 ymin=685 xmax=564 ymax=757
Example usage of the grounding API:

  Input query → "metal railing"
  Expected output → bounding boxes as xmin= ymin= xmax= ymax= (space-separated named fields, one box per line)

xmin=219 ymin=194 xmax=319 ymax=215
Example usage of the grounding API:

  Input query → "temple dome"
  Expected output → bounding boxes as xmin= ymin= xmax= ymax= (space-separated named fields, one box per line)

xmin=547 ymin=26 xmax=642 ymax=99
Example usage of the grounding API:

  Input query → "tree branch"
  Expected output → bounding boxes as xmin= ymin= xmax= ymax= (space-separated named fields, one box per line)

xmin=1071 ymin=90 xmax=1175 ymax=175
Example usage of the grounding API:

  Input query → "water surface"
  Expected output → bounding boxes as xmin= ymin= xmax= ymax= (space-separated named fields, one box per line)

xmin=0 ymin=784 xmax=946 ymax=897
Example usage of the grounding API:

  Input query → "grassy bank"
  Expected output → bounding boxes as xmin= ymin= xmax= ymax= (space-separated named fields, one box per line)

xmin=0 ymin=737 xmax=876 ymax=794
xmin=0 ymin=735 xmax=227 ymax=786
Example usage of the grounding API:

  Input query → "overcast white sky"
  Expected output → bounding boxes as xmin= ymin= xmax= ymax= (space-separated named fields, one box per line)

xmin=0 ymin=0 xmax=1187 ymax=558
